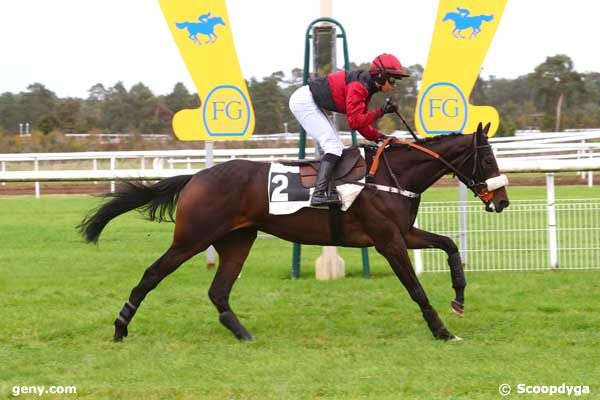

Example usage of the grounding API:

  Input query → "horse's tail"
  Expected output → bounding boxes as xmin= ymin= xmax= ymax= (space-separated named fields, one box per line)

xmin=175 ymin=22 xmax=187 ymax=30
xmin=78 ymin=174 xmax=193 ymax=244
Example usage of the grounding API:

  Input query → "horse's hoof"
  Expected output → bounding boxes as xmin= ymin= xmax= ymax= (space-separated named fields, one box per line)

xmin=114 ymin=318 xmax=128 ymax=342
xmin=451 ymin=335 xmax=463 ymax=341
xmin=233 ymin=326 xmax=254 ymax=341
xmin=219 ymin=311 xmax=254 ymax=341
xmin=434 ymin=327 xmax=454 ymax=341
xmin=451 ymin=300 xmax=464 ymax=317
xmin=238 ymin=332 xmax=255 ymax=341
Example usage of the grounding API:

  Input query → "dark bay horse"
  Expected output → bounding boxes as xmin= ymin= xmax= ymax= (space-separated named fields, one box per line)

xmin=78 ymin=123 xmax=509 ymax=342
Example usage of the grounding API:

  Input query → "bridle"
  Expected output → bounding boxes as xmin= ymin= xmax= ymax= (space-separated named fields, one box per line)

xmin=454 ymin=132 xmax=498 ymax=203
xmin=368 ymin=135 xmax=508 ymax=205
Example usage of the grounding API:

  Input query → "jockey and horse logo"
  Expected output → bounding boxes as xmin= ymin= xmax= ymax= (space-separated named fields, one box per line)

xmin=175 ymin=12 xmax=226 ymax=45
xmin=442 ymin=7 xmax=494 ymax=39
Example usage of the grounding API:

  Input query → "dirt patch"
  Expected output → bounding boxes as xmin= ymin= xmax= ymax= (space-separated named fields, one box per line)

xmin=0 ymin=182 xmax=112 ymax=196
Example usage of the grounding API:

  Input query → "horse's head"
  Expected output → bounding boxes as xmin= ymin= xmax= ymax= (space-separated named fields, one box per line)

xmin=442 ymin=12 xmax=459 ymax=22
xmin=458 ymin=122 xmax=509 ymax=213
xmin=211 ymin=16 xmax=226 ymax=26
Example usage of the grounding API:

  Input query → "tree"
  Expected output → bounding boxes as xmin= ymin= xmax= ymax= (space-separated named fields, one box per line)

xmin=57 ymin=98 xmax=86 ymax=132
xmin=0 ymin=92 xmax=20 ymax=133
xmin=529 ymin=55 xmax=587 ymax=130
xmin=38 ymin=114 xmax=60 ymax=134
xmin=83 ymin=83 xmax=109 ymax=130
xmin=88 ymin=83 xmax=109 ymax=102
xmin=248 ymin=73 xmax=289 ymax=133
xmin=102 ymin=82 xmax=131 ymax=133
xmin=20 ymin=83 xmax=58 ymax=131
xmin=128 ymin=82 xmax=159 ymax=133
xmin=164 ymin=82 xmax=197 ymax=113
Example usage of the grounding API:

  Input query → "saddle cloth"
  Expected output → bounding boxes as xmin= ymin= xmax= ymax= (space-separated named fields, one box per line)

xmin=268 ymin=148 xmax=366 ymax=215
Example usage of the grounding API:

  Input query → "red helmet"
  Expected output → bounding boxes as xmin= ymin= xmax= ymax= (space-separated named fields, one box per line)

xmin=369 ymin=53 xmax=410 ymax=78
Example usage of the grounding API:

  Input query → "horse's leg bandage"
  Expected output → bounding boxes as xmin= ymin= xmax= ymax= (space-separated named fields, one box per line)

xmin=117 ymin=301 xmax=137 ymax=325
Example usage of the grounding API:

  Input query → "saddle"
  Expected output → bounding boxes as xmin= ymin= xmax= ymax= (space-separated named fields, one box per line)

xmin=280 ymin=147 xmax=366 ymax=188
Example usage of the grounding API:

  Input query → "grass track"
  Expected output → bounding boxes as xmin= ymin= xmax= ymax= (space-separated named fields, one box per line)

xmin=1 ymin=189 xmax=599 ymax=399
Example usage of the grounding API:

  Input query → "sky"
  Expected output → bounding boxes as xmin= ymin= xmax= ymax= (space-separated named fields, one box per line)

xmin=1 ymin=0 xmax=599 ymax=99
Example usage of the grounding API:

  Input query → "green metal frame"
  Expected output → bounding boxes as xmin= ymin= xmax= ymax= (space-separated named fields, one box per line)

xmin=291 ymin=17 xmax=370 ymax=279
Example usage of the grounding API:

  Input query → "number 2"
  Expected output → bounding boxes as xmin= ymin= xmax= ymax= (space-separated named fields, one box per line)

xmin=271 ymin=174 xmax=289 ymax=202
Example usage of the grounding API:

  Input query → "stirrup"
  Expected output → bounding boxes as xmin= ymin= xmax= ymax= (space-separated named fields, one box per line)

xmin=311 ymin=192 xmax=341 ymax=207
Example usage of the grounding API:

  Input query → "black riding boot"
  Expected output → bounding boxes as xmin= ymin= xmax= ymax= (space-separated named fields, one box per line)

xmin=311 ymin=153 xmax=341 ymax=207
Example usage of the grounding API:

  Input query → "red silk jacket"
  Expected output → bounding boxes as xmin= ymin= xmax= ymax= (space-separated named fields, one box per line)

xmin=308 ymin=70 xmax=384 ymax=142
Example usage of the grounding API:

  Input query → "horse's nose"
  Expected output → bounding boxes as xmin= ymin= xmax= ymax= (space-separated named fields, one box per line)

xmin=496 ymin=199 xmax=509 ymax=212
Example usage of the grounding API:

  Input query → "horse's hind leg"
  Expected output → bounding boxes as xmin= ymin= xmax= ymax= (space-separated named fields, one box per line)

xmin=405 ymin=227 xmax=466 ymax=317
xmin=209 ymin=228 xmax=257 ymax=340
xmin=113 ymin=241 xmax=206 ymax=342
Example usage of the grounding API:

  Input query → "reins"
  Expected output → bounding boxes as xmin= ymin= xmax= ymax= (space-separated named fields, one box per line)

xmin=368 ymin=137 xmax=476 ymax=187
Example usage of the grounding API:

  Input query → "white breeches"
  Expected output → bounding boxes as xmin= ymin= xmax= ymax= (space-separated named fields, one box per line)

xmin=289 ymin=85 xmax=343 ymax=156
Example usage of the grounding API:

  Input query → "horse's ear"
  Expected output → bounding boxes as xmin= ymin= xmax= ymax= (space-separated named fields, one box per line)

xmin=483 ymin=122 xmax=491 ymax=136
xmin=476 ymin=122 xmax=483 ymax=135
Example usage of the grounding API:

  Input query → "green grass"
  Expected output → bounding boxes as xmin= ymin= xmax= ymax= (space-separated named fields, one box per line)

xmin=1 ymin=192 xmax=600 ymax=399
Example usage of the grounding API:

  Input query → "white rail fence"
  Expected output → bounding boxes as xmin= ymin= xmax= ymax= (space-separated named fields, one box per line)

xmin=0 ymin=148 xmax=316 ymax=196
xmin=414 ymin=198 xmax=600 ymax=273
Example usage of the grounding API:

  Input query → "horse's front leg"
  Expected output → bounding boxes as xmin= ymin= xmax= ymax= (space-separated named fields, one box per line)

xmin=375 ymin=234 xmax=457 ymax=340
xmin=404 ymin=227 xmax=466 ymax=317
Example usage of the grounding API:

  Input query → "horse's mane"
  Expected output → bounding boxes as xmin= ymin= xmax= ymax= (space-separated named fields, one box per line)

xmin=412 ymin=133 xmax=464 ymax=146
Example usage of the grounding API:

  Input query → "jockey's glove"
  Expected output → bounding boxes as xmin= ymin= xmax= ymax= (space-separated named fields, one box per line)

xmin=382 ymin=98 xmax=398 ymax=114
xmin=376 ymin=134 xmax=393 ymax=143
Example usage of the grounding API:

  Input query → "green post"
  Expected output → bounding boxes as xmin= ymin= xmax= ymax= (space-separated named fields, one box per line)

xmin=291 ymin=17 xmax=370 ymax=279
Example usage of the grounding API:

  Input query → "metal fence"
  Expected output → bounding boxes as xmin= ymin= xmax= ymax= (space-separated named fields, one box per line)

xmin=414 ymin=199 xmax=600 ymax=272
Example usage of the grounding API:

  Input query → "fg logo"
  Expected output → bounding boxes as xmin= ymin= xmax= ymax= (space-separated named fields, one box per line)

xmin=203 ymin=85 xmax=252 ymax=136
xmin=418 ymin=82 xmax=467 ymax=134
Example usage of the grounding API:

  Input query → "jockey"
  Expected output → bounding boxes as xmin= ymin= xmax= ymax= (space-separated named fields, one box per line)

xmin=457 ymin=7 xmax=470 ymax=17
xmin=198 ymin=12 xmax=211 ymax=23
xmin=289 ymin=53 xmax=410 ymax=206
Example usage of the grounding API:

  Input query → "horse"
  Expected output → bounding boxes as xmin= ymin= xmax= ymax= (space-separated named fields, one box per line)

xmin=78 ymin=122 xmax=509 ymax=342
xmin=442 ymin=12 xmax=494 ymax=39
xmin=175 ymin=16 xmax=225 ymax=44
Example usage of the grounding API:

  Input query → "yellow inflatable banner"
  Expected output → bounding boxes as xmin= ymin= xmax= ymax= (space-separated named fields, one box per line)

xmin=416 ymin=0 xmax=507 ymax=137
xmin=159 ymin=0 xmax=255 ymax=140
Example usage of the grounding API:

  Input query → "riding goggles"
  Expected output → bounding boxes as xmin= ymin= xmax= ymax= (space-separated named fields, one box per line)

xmin=387 ymin=75 xmax=404 ymax=86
